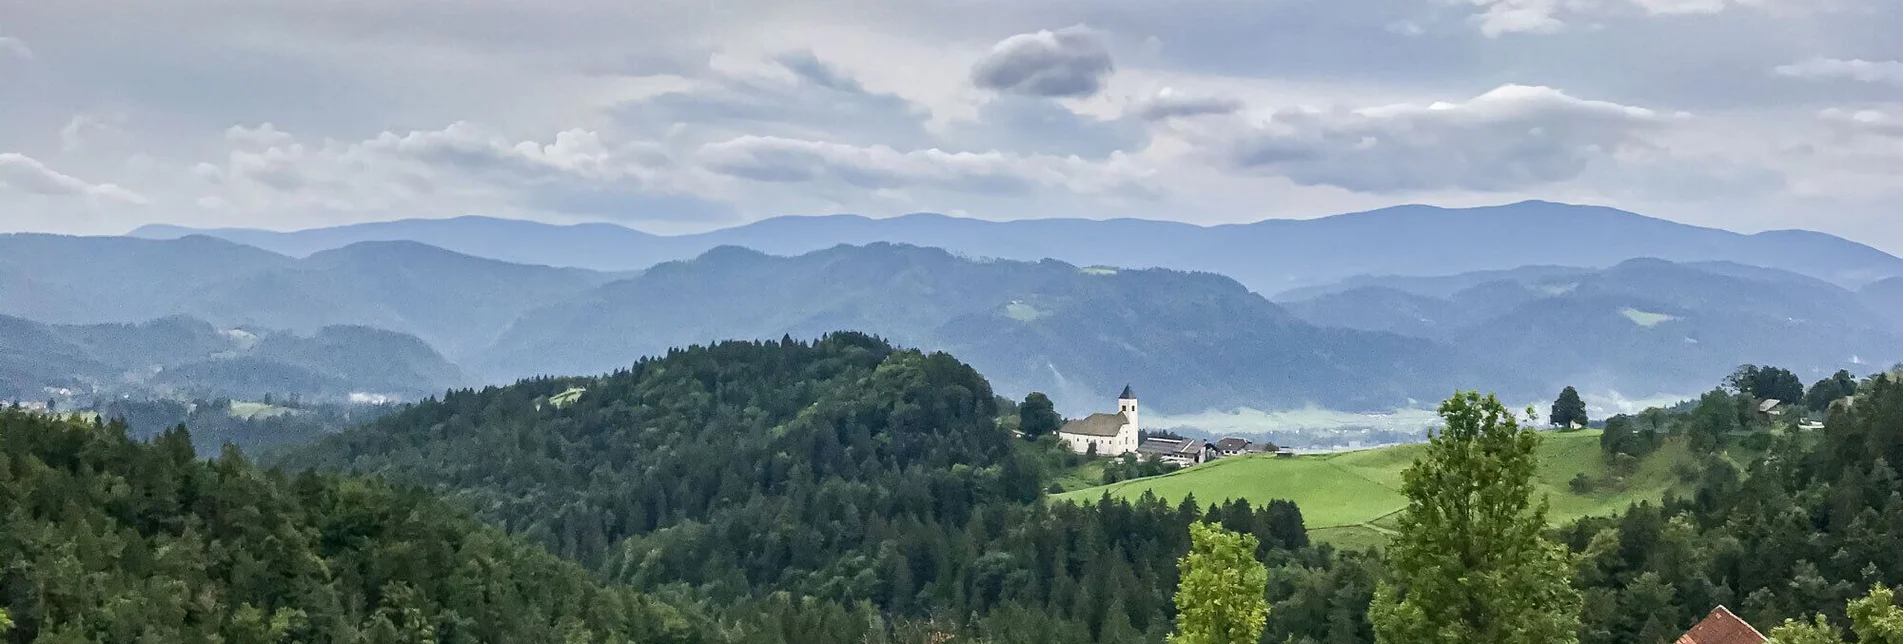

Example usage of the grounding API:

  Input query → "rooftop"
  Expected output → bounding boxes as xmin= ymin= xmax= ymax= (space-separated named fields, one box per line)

xmin=1676 ymin=606 xmax=1766 ymax=644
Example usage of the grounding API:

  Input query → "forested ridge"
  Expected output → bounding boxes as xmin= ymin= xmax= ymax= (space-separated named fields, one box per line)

xmin=14 ymin=331 xmax=1903 ymax=642
xmin=0 ymin=410 xmax=711 ymax=643
xmin=291 ymin=333 xmax=1356 ymax=643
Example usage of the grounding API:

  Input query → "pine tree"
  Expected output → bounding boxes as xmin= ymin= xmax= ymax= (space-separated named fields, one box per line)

xmin=1168 ymin=522 xmax=1268 ymax=644
xmin=1371 ymin=391 xmax=1582 ymax=644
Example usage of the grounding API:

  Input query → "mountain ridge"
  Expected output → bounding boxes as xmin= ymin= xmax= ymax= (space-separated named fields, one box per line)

xmin=129 ymin=201 xmax=1903 ymax=293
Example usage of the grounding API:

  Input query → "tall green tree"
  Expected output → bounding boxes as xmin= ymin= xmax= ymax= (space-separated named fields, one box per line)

xmin=1769 ymin=585 xmax=1903 ymax=644
xmin=1551 ymin=386 xmax=1589 ymax=429
xmin=1371 ymin=391 xmax=1582 ymax=644
xmin=1169 ymin=522 xmax=1269 ymax=644
xmin=1019 ymin=392 xmax=1062 ymax=439
xmin=1805 ymin=370 xmax=1860 ymax=412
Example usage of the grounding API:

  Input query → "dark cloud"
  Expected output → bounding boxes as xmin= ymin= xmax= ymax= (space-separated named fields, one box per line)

xmin=969 ymin=25 xmax=1115 ymax=98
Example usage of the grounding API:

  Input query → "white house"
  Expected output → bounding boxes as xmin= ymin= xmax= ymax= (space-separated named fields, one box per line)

xmin=1058 ymin=385 xmax=1140 ymax=456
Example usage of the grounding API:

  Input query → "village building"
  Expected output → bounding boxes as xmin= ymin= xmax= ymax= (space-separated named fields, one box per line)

xmin=1676 ymin=606 xmax=1766 ymax=644
xmin=1139 ymin=437 xmax=1213 ymax=466
xmin=1214 ymin=437 xmax=1272 ymax=457
xmin=1057 ymin=385 xmax=1140 ymax=456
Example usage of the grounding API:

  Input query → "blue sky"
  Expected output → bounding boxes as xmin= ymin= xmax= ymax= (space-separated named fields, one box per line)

xmin=2 ymin=0 xmax=1901 ymax=249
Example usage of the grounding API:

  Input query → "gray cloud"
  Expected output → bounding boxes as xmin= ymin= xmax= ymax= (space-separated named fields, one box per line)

xmin=1219 ymin=85 xmax=1681 ymax=193
xmin=1776 ymin=58 xmax=1903 ymax=85
xmin=614 ymin=52 xmax=934 ymax=150
xmin=1131 ymin=88 xmax=1245 ymax=121
xmin=0 ymin=153 xmax=148 ymax=204
xmin=943 ymin=97 xmax=1149 ymax=160
xmin=697 ymin=135 xmax=1147 ymax=197
xmin=970 ymin=25 xmax=1115 ymax=98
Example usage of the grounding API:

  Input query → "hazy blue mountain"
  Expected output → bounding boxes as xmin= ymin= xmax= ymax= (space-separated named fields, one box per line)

xmin=482 ymin=243 xmax=1476 ymax=415
xmin=132 ymin=201 xmax=1903 ymax=294
xmin=0 ymin=315 xmax=465 ymax=401
xmin=0 ymin=234 xmax=295 ymax=324
xmin=1284 ymin=258 xmax=1901 ymax=398
xmin=0 ymin=235 xmax=617 ymax=363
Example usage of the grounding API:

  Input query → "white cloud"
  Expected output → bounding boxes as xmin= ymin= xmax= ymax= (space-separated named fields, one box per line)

xmin=193 ymin=122 xmax=728 ymax=221
xmin=0 ymin=153 xmax=149 ymax=204
xmin=1215 ymin=85 xmax=1684 ymax=193
xmin=1819 ymin=107 xmax=1903 ymax=137
xmin=1130 ymin=88 xmax=1245 ymax=121
xmin=0 ymin=37 xmax=31 ymax=61
xmin=969 ymin=25 xmax=1116 ymax=98
xmin=60 ymin=114 xmax=129 ymax=152
xmin=1455 ymin=0 xmax=1798 ymax=36
xmin=1775 ymin=58 xmax=1903 ymax=85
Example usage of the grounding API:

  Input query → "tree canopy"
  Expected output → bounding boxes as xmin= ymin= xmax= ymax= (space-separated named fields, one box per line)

xmin=1168 ymin=522 xmax=1269 ymax=644
xmin=1552 ymin=385 xmax=1589 ymax=428
xmin=1372 ymin=391 xmax=1581 ymax=644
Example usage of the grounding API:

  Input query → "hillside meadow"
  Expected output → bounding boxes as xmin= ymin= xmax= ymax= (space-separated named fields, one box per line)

xmin=1057 ymin=429 xmax=1700 ymax=549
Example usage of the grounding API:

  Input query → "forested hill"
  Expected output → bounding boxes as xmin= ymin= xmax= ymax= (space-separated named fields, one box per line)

xmin=290 ymin=334 xmax=1344 ymax=643
xmin=0 ymin=410 xmax=713 ymax=643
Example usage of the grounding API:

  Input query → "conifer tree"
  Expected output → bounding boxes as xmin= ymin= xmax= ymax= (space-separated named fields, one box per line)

xmin=1371 ymin=391 xmax=1581 ymax=644
xmin=1551 ymin=386 xmax=1588 ymax=429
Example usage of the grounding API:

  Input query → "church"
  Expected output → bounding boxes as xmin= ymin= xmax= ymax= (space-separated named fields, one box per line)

xmin=1058 ymin=385 xmax=1140 ymax=456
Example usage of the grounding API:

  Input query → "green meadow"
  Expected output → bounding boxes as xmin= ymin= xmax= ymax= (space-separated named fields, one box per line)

xmin=1056 ymin=429 xmax=1696 ymax=548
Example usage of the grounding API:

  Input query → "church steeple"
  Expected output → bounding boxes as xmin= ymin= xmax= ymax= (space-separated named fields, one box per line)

xmin=1119 ymin=384 xmax=1136 ymax=400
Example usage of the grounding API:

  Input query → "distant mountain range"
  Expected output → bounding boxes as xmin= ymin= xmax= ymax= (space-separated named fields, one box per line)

xmin=11 ymin=225 xmax=1902 ymax=414
xmin=0 ymin=315 xmax=464 ymax=402
xmin=131 ymin=201 xmax=1903 ymax=295
xmin=1283 ymin=259 xmax=1903 ymax=400
xmin=0 ymin=234 xmax=615 ymax=363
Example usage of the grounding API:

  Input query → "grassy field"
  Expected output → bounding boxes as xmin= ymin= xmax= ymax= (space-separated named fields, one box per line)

xmin=1055 ymin=430 xmax=1695 ymax=548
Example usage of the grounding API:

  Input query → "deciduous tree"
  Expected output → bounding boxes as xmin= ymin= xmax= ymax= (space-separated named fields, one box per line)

xmin=1169 ymin=522 xmax=1269 ymax=644
xmin=1551 ymin=386 xmax=1588 ymax=429
xmin=1371 ymin=391 xmax=1581 ymax=644
xmin=1019 ymin=392 xmax=1062 ymax=439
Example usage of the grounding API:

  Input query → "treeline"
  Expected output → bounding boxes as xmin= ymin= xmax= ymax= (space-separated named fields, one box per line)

xmin=1557 ymin=370 xmax=1903 ymax=643
xmin=0 ymin=410 xmax=712 ymax=643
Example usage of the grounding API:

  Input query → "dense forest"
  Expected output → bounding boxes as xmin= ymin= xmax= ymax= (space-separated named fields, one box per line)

xmin=290 ymin=333 xmax=1356 ymax=643
xmin=13 ymin=331 xmax=1903 ymax=642
xmin=0 ymin=410 xmax=712 ymax=643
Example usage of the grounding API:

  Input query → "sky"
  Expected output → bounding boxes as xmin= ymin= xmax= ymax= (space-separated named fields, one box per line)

xmin=2 ymin=0 xmax=1901 ymax=249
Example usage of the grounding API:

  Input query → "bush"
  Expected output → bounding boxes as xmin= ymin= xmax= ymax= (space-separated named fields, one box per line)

xmin=1569 ymin=473 xmax=1595 ymax=494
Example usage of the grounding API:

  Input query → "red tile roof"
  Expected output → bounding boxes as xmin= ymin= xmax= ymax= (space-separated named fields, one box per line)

xmin=1677 ymin=606 xmax=1766 ymax=644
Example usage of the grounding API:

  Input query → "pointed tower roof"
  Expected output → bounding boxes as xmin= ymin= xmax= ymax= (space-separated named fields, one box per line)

xmin=1119 ymin=384 xmax=1136 ymax=399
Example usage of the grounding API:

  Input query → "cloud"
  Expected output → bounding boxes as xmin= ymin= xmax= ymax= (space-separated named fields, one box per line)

xmin=60 ymin=114 xmax=130 ymax=152
xmin=1819 ymin=108 xmax=1903 ymax=137
xmin=969 ymin=25 xmax=1115 ymax=98
xmin=614 ymin=52 xmax=934 ymax=150
xmin=1131 ymin=88 xmax=1245 ymax=121
xmin=697 ymin=135 xmax=1150 ymax=197
xmin=0 ymin=153 xmax=149 ymax=204
xmin=0 ymin=37 xmax=31 ymax=61
xmin=195 ymin=122 xmax=731 ymax=221
xmin=1216 ymin=84 xmax=1683 ymax=193
xmin=1455 ymin=0 xmax=1791 ymax=36
xmin=1775 ymin=58 xmax=1903 ymax=85
xmin=943 ymin=97 xmax=1149 ymax=160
